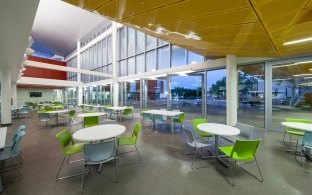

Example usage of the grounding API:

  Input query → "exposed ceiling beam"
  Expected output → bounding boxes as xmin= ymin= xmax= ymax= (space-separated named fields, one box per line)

xmin=17 ymin=77 xmax=82 ymax=87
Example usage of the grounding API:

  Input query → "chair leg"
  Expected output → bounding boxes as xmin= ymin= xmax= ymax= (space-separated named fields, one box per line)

xmin=56 ymin=156 xmax=83 ymax=180
xmin=81 ymin=164 xmax=89 ymax=192
xmin=238 ymin=157 xmax=263 ymax=182
xmin=115 ymin=157 xmax=119 ymax=183
xmin=56 ymin=156 xmax=66 ymax=180
xmin=135 ymin=145 xmax=142 ymax=161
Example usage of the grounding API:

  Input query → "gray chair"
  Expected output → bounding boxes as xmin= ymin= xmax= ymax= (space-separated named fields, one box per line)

xmin=37 ymin=112 xmax=51 ymax=126
xmin=154 ymin=114 xmax=165 ymax=130
xmin=81 ymin=140 xmax=118 ymax=191
xmin=5 ymin=125 xmax=26 ymax=164
xmin=182 ymin=126 xmax=212 ymax=169
xmin=141 ymin=112 xmax=153 ymax=128
xmin=222 ymin=123 xmax=255 ymax=144
xmin=17 ymin=107 xmax=29 ymax=118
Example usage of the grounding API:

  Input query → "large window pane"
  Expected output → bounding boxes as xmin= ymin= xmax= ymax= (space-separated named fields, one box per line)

xmin=102 ymin=39 xmax=107 ymax=65
xmin=97 ymin=42 xmax=102 ymax=66
xmin=119 ymin=27 xmax=127 ymax=59
xmin=187 ymin=51 xmax=204 ymax=64
xmin=207 ymin=69 xmax=226 ymax=124
xmin=146 ymin=50 xmax=156 ymax=72
xmin=146 ymin=34 xmax=156 ymax=51
xmin=171 ymin=45 xmax=186 ymax=67
xmin=157 ymin=46 xmax=170 ymax=70
xmin=170 ymin=75 xmax=203 ymax=120
xmin=128 ymin=57 xmax=135 ymax=75
xmin=128 ymin=28 xmax=135 ymax=57
xmin=238 ymin=64 xmax=265 ymax=128
xmin=136 ymin=31 xmax=145 ymax=54
xmin=119 ymin=60 xmax=127 ymax=76
xmin=136 ymin=54 xmax=145 ymax=74
xmin=157 ymin=39 xmax=168 ymax=46
xmin=272 ymin=62 xmax=312 ymax=127
xmin=107 ymin=35 xmax=112 ymax=63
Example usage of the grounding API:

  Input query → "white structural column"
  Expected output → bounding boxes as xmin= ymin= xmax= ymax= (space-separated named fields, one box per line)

xmin=76 ymin=41 xmax=83 ymax=105
xmin=226 ymin=55 xmax=238 ymax=126
xmin=11 ymin=82 xmax=17 ymax=107
xmin=1 ymin=71 xmax=12 ymax=124
xmin=112 ymin=21 xmax=119 ymax=106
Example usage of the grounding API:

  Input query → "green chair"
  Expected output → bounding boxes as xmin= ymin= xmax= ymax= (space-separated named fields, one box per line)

xmin=283 ymin=118 xmax=310 ymax=150
xmin=193 ymin=118 xmax=214 ymax=138
xmin=118 ymin=123 xmax=142 ymax=164
xmin=218 ymin=140 xmax=263 ymax=186
xmin=55 ymin=129 xmax=84 ymax=180
xmin=45 ymin=106 xmax=53 ymax=112
xmin=83 ymin=116 xmax=98 ymax=128
xmin=69 ymin=110 xmax=76 ymax=122
xmin=122 ymin=107 xmax=133 ymax=120
xmin=173 ymin=113 xmax=185 ymax=130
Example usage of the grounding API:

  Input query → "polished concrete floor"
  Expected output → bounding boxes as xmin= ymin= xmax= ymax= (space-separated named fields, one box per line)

xmin=1 ymin=111 xmax=312 ymax=194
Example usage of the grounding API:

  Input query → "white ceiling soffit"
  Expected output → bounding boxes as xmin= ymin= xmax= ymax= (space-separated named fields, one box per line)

xmin=17 ymin=77 xmax=82 ymax=87
xmin=31 ymin=0 xmax=109 ymax=56
xmin=0 ymin=0 xmax=40 ymax=81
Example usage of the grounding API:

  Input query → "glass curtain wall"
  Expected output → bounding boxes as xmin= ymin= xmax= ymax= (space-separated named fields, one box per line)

xmin=141 ymin=79 xmax=167 ymax=110
xmin=237 ymin=64 xmax=265 ymax=128
xmin=271 ymin=62 xmax=312 ymax=127
xmin=206 ymin=69 xmax=226 ymax=124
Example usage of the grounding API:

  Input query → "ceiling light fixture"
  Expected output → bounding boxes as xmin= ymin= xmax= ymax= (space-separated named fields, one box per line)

xmin=283 ymin=37 xmax=312 ymax=45
xmin=293 ymin=73 xmax=312 ymax=77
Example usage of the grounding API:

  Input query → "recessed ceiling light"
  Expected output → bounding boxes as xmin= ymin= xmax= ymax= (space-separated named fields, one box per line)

xmin=283 ymin=37 xmax=312 ymax=45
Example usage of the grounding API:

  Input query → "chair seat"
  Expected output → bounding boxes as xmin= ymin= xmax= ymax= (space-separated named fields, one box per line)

xmin=118 ymin=137 xmax=136 ymax=145
xmin=286 ymin=130 xmax=304 ymax=136
xmin=0 ymin=150 xmax=16 ymax=160
xmin=219 ymin=146 xmax=254 ymax=161
xmin=64 ymin=143 xmax=84 ymax=155
xmin=222 ymin=135 xmax=246 ymax=143
xmin=195 ymin=131 xmax=213 ymax=137
xmin=187 ymin=140 xmax=210 ymax=148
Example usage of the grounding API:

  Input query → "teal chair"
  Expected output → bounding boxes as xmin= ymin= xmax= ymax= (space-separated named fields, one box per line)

xmin=295 ymin=131 xmax=312 ymax=166
xmin=83 ymin=116 xmax=99 ymax=128
xmin=193 ymin=118 xmax=214 ymax=138
xmin=218 ymin=140 xmax=263 ymax=186
xmin=55 ymin=129 xmax=84 ymax=180
xmin=118 ymin=123 xmax=142 ymax=164
xmin=283 ymin=118 xmax=310 ymax=150
xmin=0 ymin=131 xmax=26 ymax=179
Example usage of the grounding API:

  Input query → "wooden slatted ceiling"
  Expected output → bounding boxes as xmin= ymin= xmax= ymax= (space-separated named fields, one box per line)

xmin=64 ymin=0 xmax=312 ymax=58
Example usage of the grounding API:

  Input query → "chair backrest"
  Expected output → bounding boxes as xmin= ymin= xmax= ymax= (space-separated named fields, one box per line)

xmin=178 ymin=113 xmax=185 ymax=122
xmin=132 ymin=123 xmax=141 ymax=144
xmin=11 ymin=131 xmax=26 ymax=155
xmin=235 ymin=122 xmax=255 ymax=139
xmin=19 ymin=107 xmax=29 ymax=113
xmin=84 ymin=116 xmax=99 ymax=127
xmin=69 ymin=110 xmax=76 ymax=118
xmin=38 ymin=112 xmax=50 ymax=120
xmin=84 ymin=139 xmax=116 ymax=164
xmin=285 ymin=118 xmax=310 ymax=131
xmin=303 ymin=131 xmax=312 ymax=148
xmin=12 ymin=125 xmax=26 ymax=142
xmin=45 ymin=106 xmax=53 ymax=112
xmin=193 ymin=118 xmax=208 ymax=131
xmin=154 ymin=114 xmax=163 ymax=121
xmin=123 ymin=108 xmax=132 ymax=115
xmin=182 ymin=125 xmax=196 ymax=148
xmin=142 ymin=112 xmax=153 ymax=120
xmin=56 ymin=130 xmax=73 ymax=155
xmin=231 ymin=140 xmax=260 ymax=160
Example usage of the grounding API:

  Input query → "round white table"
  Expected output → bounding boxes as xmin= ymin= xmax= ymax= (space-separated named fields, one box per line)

xmin=281 ymin=122 xmax=312 ymax=132
xmin=45 ymin=109 xmax=69 ymax=125
xmin=197 ymin=123 xmax=240 ymax=166
xmin=73 ymin=124 xmax=126 ymax=142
